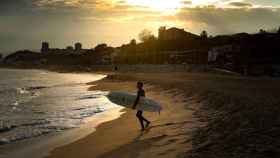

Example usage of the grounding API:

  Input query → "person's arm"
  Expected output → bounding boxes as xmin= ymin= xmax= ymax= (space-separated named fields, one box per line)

xmin=132 ymin=92 xmax=140 ymax=109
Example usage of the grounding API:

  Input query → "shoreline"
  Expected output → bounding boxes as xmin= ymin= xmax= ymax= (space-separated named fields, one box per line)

xmin=45 ymin=71 xmax=280 ymax=158
xmin=45 ymin=72 xmax=200 ymax=158
xmin=0 ymin=107 xmax=125 ymax=158
xmin=2 ymin=67 xmax=279 ymax=158
xmin=0 ymin=70 xmax=123 ymax=158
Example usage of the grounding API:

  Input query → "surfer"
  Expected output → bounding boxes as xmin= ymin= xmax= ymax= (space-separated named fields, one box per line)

xmin=133 ymin=82 xmax=151 ymax=131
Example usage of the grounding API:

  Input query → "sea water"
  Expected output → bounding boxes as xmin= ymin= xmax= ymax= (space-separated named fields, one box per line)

xmin=0 ymin=68 xmax=114 ymax=146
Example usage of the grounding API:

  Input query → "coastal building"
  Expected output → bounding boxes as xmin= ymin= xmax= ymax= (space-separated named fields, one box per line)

xmin=158 ymin=26 xmax=198 ymax=41
xmin=114 ymin=49 xmax=208 ymax=65
xmin=41 ymin=42 xmax=49 ymax=53
xmin=207 ymin=45 xmax=263 ymax=74
xmin=94 ymin=45 xmax=114 ymax=64
xmin=40 ymin=42 xmax=87 ymax=54
xmin=208 ymin=45 xmax=241 ymax=64
xmin=166 ymin=50 xmax=208 ymax=64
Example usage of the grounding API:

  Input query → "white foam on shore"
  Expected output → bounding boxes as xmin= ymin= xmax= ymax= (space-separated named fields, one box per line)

xmin=0 ymin=69 xmax=111 ymax=157
xmin=0 ymin=106 xmax=124 ymax=158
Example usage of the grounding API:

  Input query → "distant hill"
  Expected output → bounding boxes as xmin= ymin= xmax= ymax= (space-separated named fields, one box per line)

xmin=3 ymin=47 xmax=113 ymax=67
xmin=4 ymin=50 xmax=42 ymax=65
xmin=2 ymin=27 xmax=280 ymax=75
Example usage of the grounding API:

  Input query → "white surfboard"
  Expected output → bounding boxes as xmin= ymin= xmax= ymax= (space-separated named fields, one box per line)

xmin=106 ymin=91 xmax=162 ymax=113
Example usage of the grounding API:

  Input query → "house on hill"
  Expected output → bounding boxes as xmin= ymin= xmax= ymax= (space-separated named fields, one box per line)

xmin=158 ymin=26 xmax=199 ymax=41
xmin=41 ymin=42 xmax=87 ymax=54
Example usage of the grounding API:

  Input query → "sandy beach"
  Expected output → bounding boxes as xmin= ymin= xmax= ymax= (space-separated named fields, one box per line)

xmin=45 ymin=71 xmax=280 ymax=158
xmin=2 ymin=0 xmax=280 ymax=156
xmin=45 ymin=72 xmax=206 ymax=158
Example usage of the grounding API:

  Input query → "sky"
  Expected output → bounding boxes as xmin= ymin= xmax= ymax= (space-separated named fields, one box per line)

xmin=1 ymin=0 xmax=280 ymax=53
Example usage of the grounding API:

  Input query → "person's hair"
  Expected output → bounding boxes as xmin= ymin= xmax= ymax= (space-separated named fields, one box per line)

xmin=137 ymin=81 xmax=143 ymax=87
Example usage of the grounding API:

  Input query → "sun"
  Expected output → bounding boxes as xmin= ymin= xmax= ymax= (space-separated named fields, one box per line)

xmin=126 ymin=0 xmax=184 ymax=13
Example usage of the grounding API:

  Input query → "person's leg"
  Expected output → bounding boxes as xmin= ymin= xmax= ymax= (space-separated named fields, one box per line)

xmin=141 ymin=113 xmax=150 ymax=128
xmin=136 ymin=111 xmax=145 ymax=130
xmin=142 ymin=116 xmax=150 ymax=124
xmin=138 ymin=111 xmax=150 ymax=128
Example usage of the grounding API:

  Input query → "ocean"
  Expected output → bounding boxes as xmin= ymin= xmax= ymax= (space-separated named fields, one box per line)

xmin=0 ymin=68 xmax=115 ymax=146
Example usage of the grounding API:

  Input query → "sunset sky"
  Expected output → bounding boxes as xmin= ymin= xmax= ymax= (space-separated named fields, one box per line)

xmin=1 ymin=0 xmax=280 ymax=53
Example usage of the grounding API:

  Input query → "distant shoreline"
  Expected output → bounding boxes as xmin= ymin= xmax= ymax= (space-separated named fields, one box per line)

xmin=0 ymin=64 xmax=242 ymax=77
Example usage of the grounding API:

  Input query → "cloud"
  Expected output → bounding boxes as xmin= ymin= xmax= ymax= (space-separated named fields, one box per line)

xmin=0 ymin=0 xmax=33 ymax=15
xmin=30 ymin=0 xmax=280 ymax=35
xmin=31 ymin=0 xmax=152 ymax=10
xmin=176 ymin=7 xmax=280 ymax=34
xmin=182 ymin=0 xmax=192 ymax=5
xmin=228 ymin=2 xmax=253 ymax=7
xmin=1 ymin=0 xmax=280 ymax=52
xmin=32 ymin=0 xmax=111 ymax=9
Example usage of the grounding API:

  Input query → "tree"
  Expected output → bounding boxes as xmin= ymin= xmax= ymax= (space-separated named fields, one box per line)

xmin=130 ymin=39 xmax=137 ymax=46
xmin=277 ymin=27 xmax=280 ymax=34
xmin=200 ymin=30 xmax=208 ymax=39
xmin=259 ymin=29 xmax=267 ymax=34
xmin=94 ymin=43 xmax=108 ymax=52
xmin=138 ymin=29 xmax=155 ymax=42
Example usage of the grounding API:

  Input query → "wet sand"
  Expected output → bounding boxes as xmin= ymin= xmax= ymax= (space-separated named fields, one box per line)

xmin=46 ymin=72 xmax=202 ymax=158
xmin=1 ymin=68 xmax=279 ymax=158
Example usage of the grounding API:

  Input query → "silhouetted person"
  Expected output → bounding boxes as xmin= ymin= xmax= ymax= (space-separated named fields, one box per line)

xmin=133 ymin=82 xmax=150 ymax=131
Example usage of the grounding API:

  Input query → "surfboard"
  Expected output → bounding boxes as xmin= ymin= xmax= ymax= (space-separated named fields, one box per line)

xmin=106 ymin=91 xmax=162 ymax=113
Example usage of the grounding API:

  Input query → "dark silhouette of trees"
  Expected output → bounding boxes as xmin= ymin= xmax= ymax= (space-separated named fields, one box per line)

xmin=277 ymin=27 xmax=280 ymax=34
xmin=94 ymin=43 xmax=108 ymax=52
xmin=200 ymin=30 xmax=208 ymax=39
xmin=138 ymin=29 xmax=156 ymax=42
xmin=130 ymin=39 xmax=137 ymax=46
xmin=259 ymin=29 xmax=267 ymax=34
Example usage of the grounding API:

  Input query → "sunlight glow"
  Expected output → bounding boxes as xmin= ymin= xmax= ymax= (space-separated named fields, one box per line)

xmin=192 ymin=0 xmax=221 ymax=6
xmin=126 ymin=0 xmax=184 ymax=13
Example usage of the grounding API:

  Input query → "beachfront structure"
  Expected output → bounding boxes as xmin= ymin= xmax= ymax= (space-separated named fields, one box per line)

xmin=113 ymin=49 xmax=208 ymax=65
xmin=208 ymin=45 xmax=240 ymax=63
xmin=158 ymin=26 xmax=198 ymax=41
xmin=207 ymin=44 xmax=277 ymax=75
xmin=41 ymin=42 xmax=49 ymax=53
xmin=40 ymin=42 xmax=87 ymax=54
xmin=208 ymin=45 xmax=244 ymax=71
